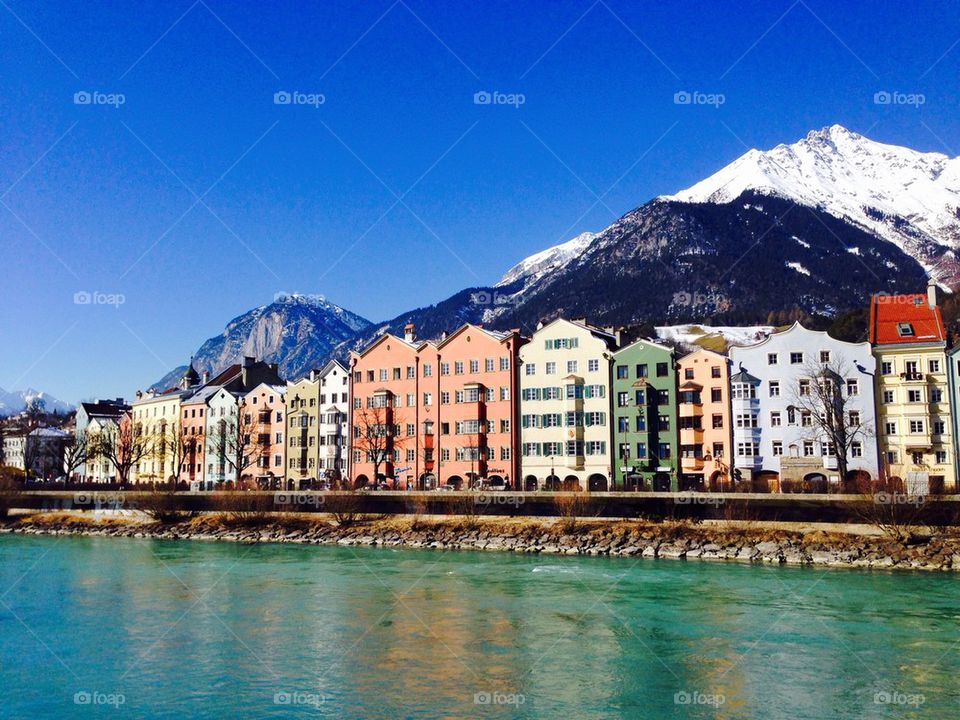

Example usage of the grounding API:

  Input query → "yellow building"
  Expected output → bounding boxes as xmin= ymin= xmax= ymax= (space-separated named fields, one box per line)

xmin=869 ymin=283 xmax=954 ymax=493
xmin=286 ymin=360 xmax=349 ymax=488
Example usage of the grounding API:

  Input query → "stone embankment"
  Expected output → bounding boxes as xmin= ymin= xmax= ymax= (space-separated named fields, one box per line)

xmin=4 ymin=514 xmax=960 ymax=571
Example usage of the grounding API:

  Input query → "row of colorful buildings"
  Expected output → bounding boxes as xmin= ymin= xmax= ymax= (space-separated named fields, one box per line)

xmin=69 ymin=282 xmax=956 ymax=494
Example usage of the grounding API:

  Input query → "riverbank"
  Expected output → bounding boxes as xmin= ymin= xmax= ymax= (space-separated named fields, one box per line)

xmin=4 ymin=511 xmax=960 ymax=571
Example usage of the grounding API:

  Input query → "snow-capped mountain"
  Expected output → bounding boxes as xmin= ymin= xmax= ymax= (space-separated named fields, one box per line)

xmin=0 ymin=388 xmax=72 ymax=416
xmin=498 ymin=232 xmax=598 ymax=288
xmin=662 ymin=124 xmax=960 ymax=285
xmin=151 ymin=294 xmax=371 ymax=390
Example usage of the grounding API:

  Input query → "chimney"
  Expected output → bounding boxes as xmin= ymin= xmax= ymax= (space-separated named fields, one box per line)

xmin=202 ymin=371 xmax=209 ymax=384
xmin=404 ymin=323 xmax=416 ymax=342
xmin=136 ymin=390 xmax=143 ymax=399
xmin=440 ymin=331 xmax=448 ymax=341
xmin=309 ymin=369 xmax=317 ymax=382
xmin=242 ymin=356 xmax=254 ymax=368
xmin=927 ymin=278 xmax=937 ymax=309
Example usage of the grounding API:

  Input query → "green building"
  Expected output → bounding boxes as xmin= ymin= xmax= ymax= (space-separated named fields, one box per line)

xmin=611 ymin=339 xmax=678 ymax=491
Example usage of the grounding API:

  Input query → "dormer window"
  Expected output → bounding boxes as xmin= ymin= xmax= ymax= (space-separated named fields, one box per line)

xmin=897 ymin=323 xmax=915 ymax=337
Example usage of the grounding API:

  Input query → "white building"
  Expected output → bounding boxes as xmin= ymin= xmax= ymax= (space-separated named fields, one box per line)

xmin=729 ymin=323 xmax=879 ymax=491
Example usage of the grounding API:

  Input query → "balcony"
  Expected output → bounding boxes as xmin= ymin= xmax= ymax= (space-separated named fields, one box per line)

xmin=900 ymin=372 xmax=925 ymax=383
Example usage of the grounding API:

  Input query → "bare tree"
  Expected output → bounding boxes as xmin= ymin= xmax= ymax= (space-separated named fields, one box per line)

xmin=62 ymin=431 xmax=89 ymax=481
xmin=19 ymin=398 xmax=48 ymax=480
xmin=150 ymin=421 xmax=189 ymax=486
xmin=351 ymin=404 xmax=406 ymax=488
xmin=93 ymin=418 xmax=153 ymax=486
xmin=790 ymin=358 xmax=874 ymax=491
xmin=209 ymin=410 xmax=258 ymax=489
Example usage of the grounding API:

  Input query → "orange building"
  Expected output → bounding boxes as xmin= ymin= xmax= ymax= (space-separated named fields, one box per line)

xmin=349 ymin=323 xmax=524 ymax=489
xmin=677 ymin=348 xmax=733 ymax=490
xmin=434 ymin=324 xmax=525 ymax=488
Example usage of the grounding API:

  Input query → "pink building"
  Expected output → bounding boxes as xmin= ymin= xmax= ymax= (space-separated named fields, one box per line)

xmin=677 ymin=348 xmax=733 ymax=490
xmin=241 ymin=383 xmax=287 ymax=488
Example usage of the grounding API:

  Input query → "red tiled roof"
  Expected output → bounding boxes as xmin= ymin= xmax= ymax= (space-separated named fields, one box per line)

xmin=205 ymin=364 xmax=241 ymax=387
xmin=868 ymin=294 xmax=946 ymax=345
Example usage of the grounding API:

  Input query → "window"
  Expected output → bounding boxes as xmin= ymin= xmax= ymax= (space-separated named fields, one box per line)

xmin=567 ymin=360 xmax=578 ymax=374
xmin=883 ymin=390 xmax=894 ymax=404
xmin=440 ymin=391 xmax=450 ymax=405
xmin=499 ymin=357 xmax=510 ymax=371
xmin=801 ymin=412 xmax=813 ymax=427
xmin=712 ymin=414 xmax=723 ymax=429
xmin=905 ymin=360 xmax=919 ymax=376
xmin=469 ymin=360 xmax=479 ymax=373
xmin=881 ymin=361 xmax=893 ymax=375
xmin=618 ymin=416 xmax=629 ymax=432
xmin=933 ymin=421 xmax=946 ymax=435
xmin=658 ymin=415 xmax=671 ymax=431
xmin=732 ymin=383 xmax=756 ymax=400
xmin=911 ymin=452 xmax=923 ymax=465
xmin=711 ymin=366 xmax=721 ymax=378
xmin=566 ymin=440 xmax=584 ymax=457
xmin=423 ymin=364 xmax=432 ymax=377
xmin=931 ymin=387 xmax=943 ymax=403
xmin=521 ymin=388 xmax=541 ymax=401
xmin=803 ymin=441 xmax=814 ymax=457
xmin=616 ymin=365 xmax=628 ymax=379
xmin=929 ymin=359 xmax=941 ymax=373
xmin=379 ymin=369 xmax=388 ymax=381
xmin=885 ymin=451 xmax=898 ymax=464
xmin=546 ymin=361 xmax=557 ymax=375
xmin=406 ymin=366 xmax=415 ymax=379
xmin=769 ymin=381 xmax=780 ymax=397
xmin=798 ymin=379 xmax=811 ymax=396
xmin=848 ymin=411 xmax=860 ymax=426
xmin=736 ymin=414 xmax=758 ymax=428
xmin=656 ymin=362 xmax=668 ymax=377
xmin=635 ymin=442 xmax=647 ymax=459
xmin=635 ymin=415 xmax=646 ymax=432
xmin=790 ymin=352 xmax=803 ymax=364
xmin=772 ymin=441 xmax=783 ymax=456
xmin=897 ymin=322 xmax=914 ymax=337
xmin=908 ymin=389 xmax=922 ymax=403
xmin=684 ymin=368 xmax=694 ymax=380
xmin=712 ymin=443 xmax=724 ymax=458
xmin=658 ymin=442 xmax=671 ymax=459
xmin=737 ymin=442 xmax=759 ymax=457
xmin=770 ymin=412 xmax=781 ymax=427
xmin=617 ymin=392 xmax=629 ymax=407
xmin=585 ymin=441 xmax=605 ymax=456
xmin=636 ymin=364 xmax=648 ymax=378
xmin=455 ymin=361 xmax=464 ymax=375
xmin=819 ymin=350 xmax=830 ymax=363
xmin=909 ymin=420 xmax=924 ymax=434
xmin=565 ymin=384 xmax=583 ymax=399
xmin=936 ymin=451 xmax=948 ymax=464
xmin=885 ymin=422 xmax=897 ymax=435
xmin=846 ymin=379 xmax=858 ymax=395
xmin=588 ymin=359 xmax=599 ymax=372
xmin=767 ymin=353 xmax=778 ymax=365
xmin=423 ymin=392 xmax=433 ymax=406
xmin=711 ymin=388 xmax=722 ymax=402
xmin=485 ymin=358 xmax=494 ymax=372
xmin=440 ymin=362 xmax=450 ymax=376
xmin=525 ymin=363 xmax=536 ymax=376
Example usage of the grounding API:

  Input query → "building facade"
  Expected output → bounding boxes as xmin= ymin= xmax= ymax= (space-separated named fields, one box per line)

xmin=241 ymin=383 xmax=286 ymax=488
xmin=677 ymin=349 xmax=733 ymax=490
xmin=130 ymin=388 xmax=187 ymax=484
xmin=870 ymin=284 xmax=954 ymax=493
xmin=730 ymin=322 xmax=880 ymax=491
xmin=519 ymin=319 xmax=618 ymax=491
xmin=74 ymin=399 xmax=129 ymax=482
xmin=612 ymin=338 xmax=678 ymax=491
xmin=286 ymin=361 xmax=350 ymax=488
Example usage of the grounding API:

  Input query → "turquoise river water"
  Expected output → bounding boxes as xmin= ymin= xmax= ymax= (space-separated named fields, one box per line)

xmin=0 ymin=535 xmax=958 ymax=719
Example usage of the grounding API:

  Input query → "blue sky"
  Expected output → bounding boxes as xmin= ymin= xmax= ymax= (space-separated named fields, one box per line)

xmin=2 ymin=0 xmax=959 ymax=403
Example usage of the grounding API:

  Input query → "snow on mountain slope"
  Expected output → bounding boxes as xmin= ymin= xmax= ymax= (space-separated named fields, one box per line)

xmin=497 ymin=232 xmax=597 ymax=287
xmin=663 ymin=124 xmax=960 ymax=285
xmin=655 ymin=325 xmax=776 ymax=351
xmin=0 ymin=388 xmax=72 ymax=416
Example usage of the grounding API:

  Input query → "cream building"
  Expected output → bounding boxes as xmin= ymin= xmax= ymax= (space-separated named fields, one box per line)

xmin=130 ymin=389 xmax=188 ymax=484
xmin=286 ymin=360 xmax=350 ymax=488
xmin=518 ymin=318 xmax=619 ymax=491
xmin=869 ymin=284 xmax=954 ymax=493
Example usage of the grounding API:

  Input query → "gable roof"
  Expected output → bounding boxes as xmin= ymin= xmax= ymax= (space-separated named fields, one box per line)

xmin=80 ymin=400 xmax=129 ymax=418
xmin=869 ymin=294 xmax=946 ymax=346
